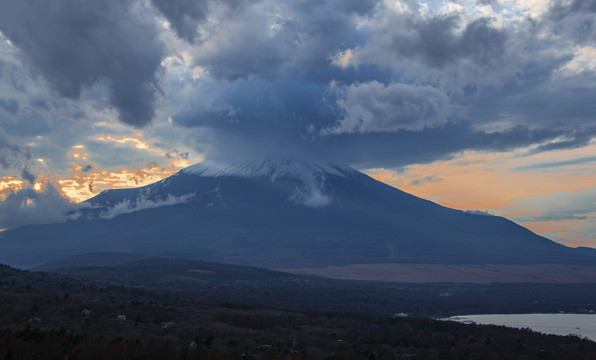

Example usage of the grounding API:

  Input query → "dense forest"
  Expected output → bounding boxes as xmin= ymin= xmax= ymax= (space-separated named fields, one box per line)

xmin=1 ymin=262 xmax=596 ymax=359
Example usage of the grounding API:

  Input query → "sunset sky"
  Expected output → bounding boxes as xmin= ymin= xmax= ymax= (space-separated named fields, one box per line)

xmin=0 ymin=0 xmax=595 ymax=247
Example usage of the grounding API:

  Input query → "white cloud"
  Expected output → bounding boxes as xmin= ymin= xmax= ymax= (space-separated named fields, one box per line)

xmin=290 ymin=185 xmax=331 ymax=208
xmin=99 ymin=193 xmax=195 ymax=219
xmin=0 ymin=185 xmax=81 ymax=229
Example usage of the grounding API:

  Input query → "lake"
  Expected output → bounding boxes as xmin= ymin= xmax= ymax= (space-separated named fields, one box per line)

xmin=446 ymin=314 xmax=596 ymax=341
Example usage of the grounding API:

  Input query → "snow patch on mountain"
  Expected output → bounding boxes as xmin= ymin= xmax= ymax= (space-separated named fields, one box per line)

xmin=99 ymin=193 xmax=195 ymax=220
xmin=182 ymin=159 xmax=358 ymax=179
xmin=181 ymin=159 xmax=360 ymax=208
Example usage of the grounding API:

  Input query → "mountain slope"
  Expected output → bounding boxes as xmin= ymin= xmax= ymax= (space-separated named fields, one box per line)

xmin=0 ymin=160 xmax=594 ymax=269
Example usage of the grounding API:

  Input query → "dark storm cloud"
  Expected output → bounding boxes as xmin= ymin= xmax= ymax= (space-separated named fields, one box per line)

xmin=150 ymin=0 xmax=251 ymax=42
xmin=286 ymin=0 xmax=378 ymax=68
xmin=0 ymin=127 xmax=30 ymax=169
xmin=323 ymin=80 xmax=451 ymax=133
xmin=0 ymin=0 xmax=165 ymax=128
xmin=183 ymin=0 xmax=378 ymax=81
xmin=390 ymin=16 xmax=508 ymax=69
xmin=293 ymin=0 xmax=378 ymax=15
xmin=511 ymin=155 xmax=596 ymax=173
xmin=531 ymin=128 xmax=596 ymax=153
xmin=1 ymin=109 xmax=51 ymax=137
xmin=0 ymin=97 xmax=18 ymax=116
xmin=20 ymin=166 xmax=36 ymax=184
xmin=160 ymin=0 xmax=596 ymax=169
xmin=1 ymin=0 xmax=595 ymax=173
xmin=164 ymin=0 xmax=596 ymax=167
xmin=547 ymin=0 xmax=596 ymax=45
xmin=171 ymin=74 xmax=333 ymax=139
xmin=150 ymin=0 xmax=209 ymax=42
xmin=171 ymin=69 xmax=564 ymax=168
xmin=568 ymin=0 xmax=596 ymax=13
xmin=339 ymin=7 xmax=512 ymax=88
xmin=460 ymin=57 xmax=596 ymax=131
xmin=321 ymin=123 xmax=561 ymax=169
xmin=550 ymin=0 xmax=596 ymax=20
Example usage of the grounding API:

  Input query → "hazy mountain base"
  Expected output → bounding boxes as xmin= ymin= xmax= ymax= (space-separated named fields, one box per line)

xmin=283 ymin=263 xmax=596 ymax=283
xmin=43 ymin=257 xmax=596 ymax=317
xmin=1 ymin=263 xmax=596 ymax=359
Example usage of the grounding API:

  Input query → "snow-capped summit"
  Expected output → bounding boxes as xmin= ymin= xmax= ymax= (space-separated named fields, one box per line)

xmin=182 ymin=159 xmax=360 ymax=179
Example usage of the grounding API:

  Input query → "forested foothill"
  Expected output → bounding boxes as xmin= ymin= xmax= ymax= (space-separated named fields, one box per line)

xmin=2 ymin=261 xmax=596 ymax=359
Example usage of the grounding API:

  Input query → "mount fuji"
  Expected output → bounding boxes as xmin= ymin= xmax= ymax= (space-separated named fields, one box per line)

xmin=0 ymin=159 xmax=595 ymax=269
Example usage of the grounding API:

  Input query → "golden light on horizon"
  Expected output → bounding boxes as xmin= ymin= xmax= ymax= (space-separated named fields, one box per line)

xmin=169 ymin=158 xmax=193 ymax=168
xmin=58 ymin=159 xmax=190 ymax=203
xmin=97 ymin=135 xmax=151 ymax=151
xmin=71 ymin=144 xmax=90 ymax=160
xmin=0 ymin=177 xmax=25 ymax=201
xmin=368 ymin=144 xmax=596 ymax=247
xmin=369 ymin=145 xmax=596 ymax=212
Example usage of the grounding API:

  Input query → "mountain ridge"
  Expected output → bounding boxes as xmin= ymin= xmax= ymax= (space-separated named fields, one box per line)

xmin=0 ymin=159 xmax=594 ymax=269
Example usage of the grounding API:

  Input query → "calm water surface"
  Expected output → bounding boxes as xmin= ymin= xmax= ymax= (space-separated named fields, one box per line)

xmin=447 ymin=314 xmax=596 ymax=341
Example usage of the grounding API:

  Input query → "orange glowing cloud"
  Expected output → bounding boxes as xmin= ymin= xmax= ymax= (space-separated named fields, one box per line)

xmin=0 ymin=139 xmax=198 ymax=204
xmin=96 ymin=134 xmax=151 ymax=151
xmin=94 ymin=133 xmax=188 ymax=160
xmin=518 ymin=213 xmax=596 ymax=242
xmin=0 ymin=177 xmax=25 ymax=201
xmin=46 ymin=132 xmax=202 ymax=202
xmin=367 ymin=144 xmax=596 ymax=248
xmin=0 ymin=175 xmax=62 ymax=201
xmin=58 ymin=158 xmax=195 ymax=203
xmin=565 ymin=238 xmax=596 ymax=248
xmin=522 ymin=221 xmax=578 ymax=235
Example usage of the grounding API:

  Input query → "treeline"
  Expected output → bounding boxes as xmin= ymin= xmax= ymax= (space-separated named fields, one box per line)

xmin=1 ymin=314 xmax=596 ymax=359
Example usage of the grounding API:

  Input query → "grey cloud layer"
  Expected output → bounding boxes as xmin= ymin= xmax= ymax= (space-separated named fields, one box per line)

xmin=164 ymin=0 xmax=595 ymax=167
xmin=0 ymin=185 xmax=79 ymax=228
xmin=0 ymin=0 xmax=165 ymax=128
xmin=1 ymin=0 xmax=596 ymax=170
xmin=354 ymin=15 xmax=508 ymax=71
xmin=323 ymin=81 xmax=451 ymax=134
xmin=0 ymin=127 xmax=29 ymax=172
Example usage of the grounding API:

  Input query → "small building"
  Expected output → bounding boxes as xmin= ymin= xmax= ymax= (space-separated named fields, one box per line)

xmin=161 ymin=321 xmax=174 ymax=329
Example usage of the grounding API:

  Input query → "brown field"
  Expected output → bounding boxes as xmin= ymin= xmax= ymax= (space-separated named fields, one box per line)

xmin=281 ymin=263 xmax=596 ymax=283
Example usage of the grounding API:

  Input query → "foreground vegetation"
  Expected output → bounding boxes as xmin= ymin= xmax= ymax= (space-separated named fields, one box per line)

xmin=1 ymin=262 xmax=596 ymax=359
